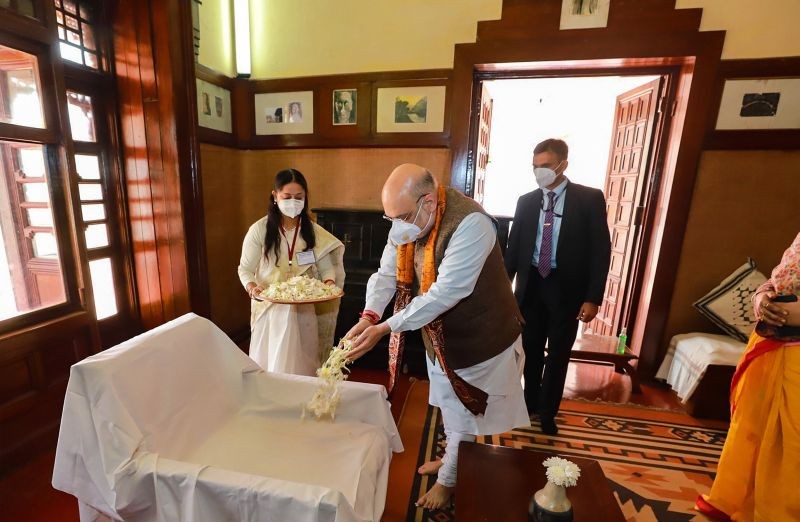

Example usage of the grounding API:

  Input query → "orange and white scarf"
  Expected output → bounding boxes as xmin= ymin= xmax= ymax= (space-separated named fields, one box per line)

xmin=387 ymin=185 xmax=489 ymax=416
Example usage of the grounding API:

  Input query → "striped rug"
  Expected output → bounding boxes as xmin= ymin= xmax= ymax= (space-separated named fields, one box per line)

xmin=406 ymin=398 xmax=728 ymax=522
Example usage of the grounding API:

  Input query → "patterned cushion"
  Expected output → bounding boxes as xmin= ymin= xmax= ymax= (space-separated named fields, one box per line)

xmin=693 ymin=259 xmax=767 ymax=342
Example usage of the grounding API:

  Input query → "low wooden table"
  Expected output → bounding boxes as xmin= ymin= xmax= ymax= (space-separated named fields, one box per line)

xmin=570 ymin=334 xmax=642 ymax=393
xmin=456 ymin=442 xmax=624 ymax=522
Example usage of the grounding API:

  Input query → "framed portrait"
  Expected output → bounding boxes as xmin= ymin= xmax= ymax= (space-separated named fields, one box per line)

xmin=559 ymin=0 xmax=611 ymax=30
xmin=332 ymin=89 xmax=357 ymax=126
xmin=196 ymin=79 xmax=232 ymax=133
xmin=254 ymin=91 xmax=314 ymax=135
xmin=376 ymin=85 xmax=446 ymax=133
xmin=715 ymin=78 xmax=800 ymax=130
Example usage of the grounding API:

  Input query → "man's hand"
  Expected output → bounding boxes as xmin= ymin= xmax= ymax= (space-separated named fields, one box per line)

xmin=755 ymin=291 xmax=790 ymax=326
xmin=577 ymin=302 xmax=599 ymax=323
xmin=348 ymin=322 xmax=391 ymax=361
xmin=345 ymin=318 xmax=373 ymax=341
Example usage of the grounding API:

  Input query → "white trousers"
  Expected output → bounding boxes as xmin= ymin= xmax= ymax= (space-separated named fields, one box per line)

xmin=427 ymin=336 xmax=530 ymax=487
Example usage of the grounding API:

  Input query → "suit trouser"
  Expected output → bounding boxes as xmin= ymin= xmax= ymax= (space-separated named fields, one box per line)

xmin=520 ymin=269 xmax=581 ymax=418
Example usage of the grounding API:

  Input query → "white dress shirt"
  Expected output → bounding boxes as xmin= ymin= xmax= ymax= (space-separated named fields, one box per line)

xmin=365 ymin=212 xmax=496 ymax=331
xmin=532 ymin=177 xmax=568 ymax=268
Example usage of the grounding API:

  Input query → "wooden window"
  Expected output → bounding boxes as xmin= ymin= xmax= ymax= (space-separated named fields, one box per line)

xmin=0 ymin=0 xmax=38 ymax=20
xmin=54 ymin=0 xmax=100 ymax=70
xmin=0 ymin=44 xmax=67 ymax=322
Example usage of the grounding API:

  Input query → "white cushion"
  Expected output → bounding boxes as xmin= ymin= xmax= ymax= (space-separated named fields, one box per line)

xmin=693 ymin=259 xmax=766 ymax=342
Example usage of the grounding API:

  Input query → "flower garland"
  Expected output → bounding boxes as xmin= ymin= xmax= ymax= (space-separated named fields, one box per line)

xmin=302 ymin=338 xmax=354 ymax=421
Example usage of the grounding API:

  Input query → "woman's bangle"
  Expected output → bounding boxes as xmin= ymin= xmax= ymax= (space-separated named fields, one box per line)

xmin=360 ymin=310 xmax=380 ymax=324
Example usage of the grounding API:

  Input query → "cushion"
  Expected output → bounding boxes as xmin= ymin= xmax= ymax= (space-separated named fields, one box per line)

xmin=693 ymin=259 xmax=767 ymax=342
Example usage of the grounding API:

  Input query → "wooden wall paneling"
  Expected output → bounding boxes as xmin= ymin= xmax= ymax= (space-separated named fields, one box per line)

xmin=232 ymin=77 xmax=253 ymax=145
xmin=113 ymin=0 xmax=204 ymax=328
xmin=704 ymin=57 xmax=800 ymax=150
xmin=447 ymin=0 xmax=726 ymax=377
xmin=234 ymin=69 xmax=452 ymax=149
xmin=113 ymin=0 xmax=165 ymax=328
xmin=0 ymin=311 xmax=95 ymax=472
xmin=160 ymin=0 xmax=209 ymax=319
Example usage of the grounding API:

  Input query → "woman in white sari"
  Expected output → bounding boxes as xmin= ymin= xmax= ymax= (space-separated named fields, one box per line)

xmin=238 ymin=169 xmax=345 ymax=375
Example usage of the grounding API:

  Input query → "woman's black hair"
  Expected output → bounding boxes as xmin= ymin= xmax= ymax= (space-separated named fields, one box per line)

xmin=264 ymin=168 xmax=316 ymax=262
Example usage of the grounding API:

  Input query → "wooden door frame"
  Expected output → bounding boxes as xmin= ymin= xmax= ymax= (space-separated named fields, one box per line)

xmin=449 ymin=2 xmax=725 ymax=377
xmin=465 ymin=67 xmax=677 ymax=340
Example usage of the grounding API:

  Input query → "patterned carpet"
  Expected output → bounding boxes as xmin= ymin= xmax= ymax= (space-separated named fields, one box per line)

xmin=406 ymin=401 xmax=728 ymax=522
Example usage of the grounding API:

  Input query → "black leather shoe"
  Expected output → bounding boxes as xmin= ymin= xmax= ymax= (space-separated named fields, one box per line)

xmin=540 ymin=417 xmax=558 ymax=435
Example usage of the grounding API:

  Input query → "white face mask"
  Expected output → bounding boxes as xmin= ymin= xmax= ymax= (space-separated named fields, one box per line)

xmin=387 ymin=199 xmax=432 ymax=245
xmin=533 ymin=160 xmax=564 ymax=188
xmin=277 ymin=198 xmax=304 ymax=218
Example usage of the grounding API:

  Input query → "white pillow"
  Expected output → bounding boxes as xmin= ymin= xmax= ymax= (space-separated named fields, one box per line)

xmin=693 ymin=259 xmax=767 ymax=342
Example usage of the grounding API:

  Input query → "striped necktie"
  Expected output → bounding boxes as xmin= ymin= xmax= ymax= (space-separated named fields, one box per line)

xmin=538 ymin=191 xmax=556 ymax=278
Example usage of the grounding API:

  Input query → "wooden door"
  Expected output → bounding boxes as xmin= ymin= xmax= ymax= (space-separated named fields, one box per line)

xmin=473 ymin=84 xmax=493 ymax=205
xmin=587 ymin=78 xmax=664 ymax=337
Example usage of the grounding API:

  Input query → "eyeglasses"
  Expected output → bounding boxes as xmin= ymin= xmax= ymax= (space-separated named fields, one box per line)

xmin=382 ymin=193 xmax=429 ymax=224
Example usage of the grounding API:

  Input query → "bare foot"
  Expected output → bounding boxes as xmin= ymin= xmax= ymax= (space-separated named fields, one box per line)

xmin=417 ymin=459 xmax=444 ymax=476
xmin=416 ymin=482 xmax=455 ymax=510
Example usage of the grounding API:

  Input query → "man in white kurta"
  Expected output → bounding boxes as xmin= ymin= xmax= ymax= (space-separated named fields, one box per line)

xmin=346 ymin=164 xmax=529 ymax=510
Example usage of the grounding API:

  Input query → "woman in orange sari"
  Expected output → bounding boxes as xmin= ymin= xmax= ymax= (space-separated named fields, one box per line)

xmin=696 ymin=232 xmax=800 ymax=521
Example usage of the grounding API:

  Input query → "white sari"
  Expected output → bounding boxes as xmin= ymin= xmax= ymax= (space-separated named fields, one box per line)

xmin=238 ymin=217 xmax=345 ymax=375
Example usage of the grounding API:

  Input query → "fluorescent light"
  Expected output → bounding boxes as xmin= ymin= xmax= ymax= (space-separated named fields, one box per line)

xmin=233 ymin=0 xmax=251 ymax=77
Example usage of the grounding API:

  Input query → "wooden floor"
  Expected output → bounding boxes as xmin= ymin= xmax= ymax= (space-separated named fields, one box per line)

xmin=0 ymin=361 xmax=684 ymax=521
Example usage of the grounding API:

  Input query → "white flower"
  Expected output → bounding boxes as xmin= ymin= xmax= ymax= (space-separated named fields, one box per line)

xmin=302 ymin=338 xmax=355 ymax=421
xmin=263 ymin=276 xmax=342 ymax=302
xmin=542 ymin=457 xmax=581 ymax=488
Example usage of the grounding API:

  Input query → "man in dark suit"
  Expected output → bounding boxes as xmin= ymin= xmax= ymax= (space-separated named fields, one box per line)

xmin=505 ymin=138 xmax=611 ymax=435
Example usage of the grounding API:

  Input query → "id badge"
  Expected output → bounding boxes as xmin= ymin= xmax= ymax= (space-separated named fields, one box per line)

xmin=296 ymin=250 xmax=316 ymax=266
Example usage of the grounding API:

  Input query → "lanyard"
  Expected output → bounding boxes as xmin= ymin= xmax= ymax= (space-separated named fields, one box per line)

xmin=279 ymin=224 xmax=300 ymax=266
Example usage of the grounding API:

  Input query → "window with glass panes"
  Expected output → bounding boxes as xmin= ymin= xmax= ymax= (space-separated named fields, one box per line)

xmin=57 ymin=0 xmax=135 ymax=343
xmin=0 ymin=42 xmax=70 ymax=322
xmin=54 ymin=0 xmax=100 ymax=70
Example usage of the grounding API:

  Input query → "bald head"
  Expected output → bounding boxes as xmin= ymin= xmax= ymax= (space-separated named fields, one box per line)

xmin=382 ymin=163 xmax=437 ymax=218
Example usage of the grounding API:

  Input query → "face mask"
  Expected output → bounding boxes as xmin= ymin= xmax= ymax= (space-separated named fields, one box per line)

xmin=277 ymin=198 xmax=304 ymax=218
xmin=533 ymin=161 xmax=563 ymax=188
xmin=387 ymin=199 xmax=432 ymax=245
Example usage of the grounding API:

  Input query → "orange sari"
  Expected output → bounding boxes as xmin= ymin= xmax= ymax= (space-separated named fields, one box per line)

xmin=696 ymin=333 xmax=800 ymax=521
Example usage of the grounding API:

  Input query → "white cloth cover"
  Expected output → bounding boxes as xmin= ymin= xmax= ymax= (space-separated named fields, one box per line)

xmin=52 ymin=313 xmax=402 ymax=522
xmin=655 ymin=332 xmax=747 ymax=403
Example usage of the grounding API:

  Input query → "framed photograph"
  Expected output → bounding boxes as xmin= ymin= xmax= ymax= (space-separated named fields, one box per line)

xmin=376 ymin=85 xmax=446 ymax=133
xmin=196 ymin=79 xmax=232 ymax=133
xmin=333 ymin=89 xmax=357 ymax=125
xmin=254 ymin=91 xmax=314 ymax=135
xmin=559 ymin=0 xmax=611 ymax=30
xmin=715 ymin=78 xmax=800 ymax=130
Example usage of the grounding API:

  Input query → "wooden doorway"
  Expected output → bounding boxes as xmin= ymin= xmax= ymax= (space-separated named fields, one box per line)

xmin=466 ymin=68 xmax=676 ymax=342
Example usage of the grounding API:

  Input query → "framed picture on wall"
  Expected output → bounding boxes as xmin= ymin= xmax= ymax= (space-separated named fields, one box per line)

xmin=715 ymin=78 xmax=800 ymax=130
xmin=196 ymin=79 xmax=232 ymax=133
xmin=559 ymin=0 xmax=611 ymax=30
xmin=376 ymin=85 xmax=447 ymax=133
xmin=332 ymin=89 xmax=357 ymax=125
xmin=254 ymin=91 xmax=314 ymax=135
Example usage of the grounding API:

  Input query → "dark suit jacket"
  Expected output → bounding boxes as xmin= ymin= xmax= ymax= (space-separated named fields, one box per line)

xmin=505 ymin=181 xmax=611 ymax=308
